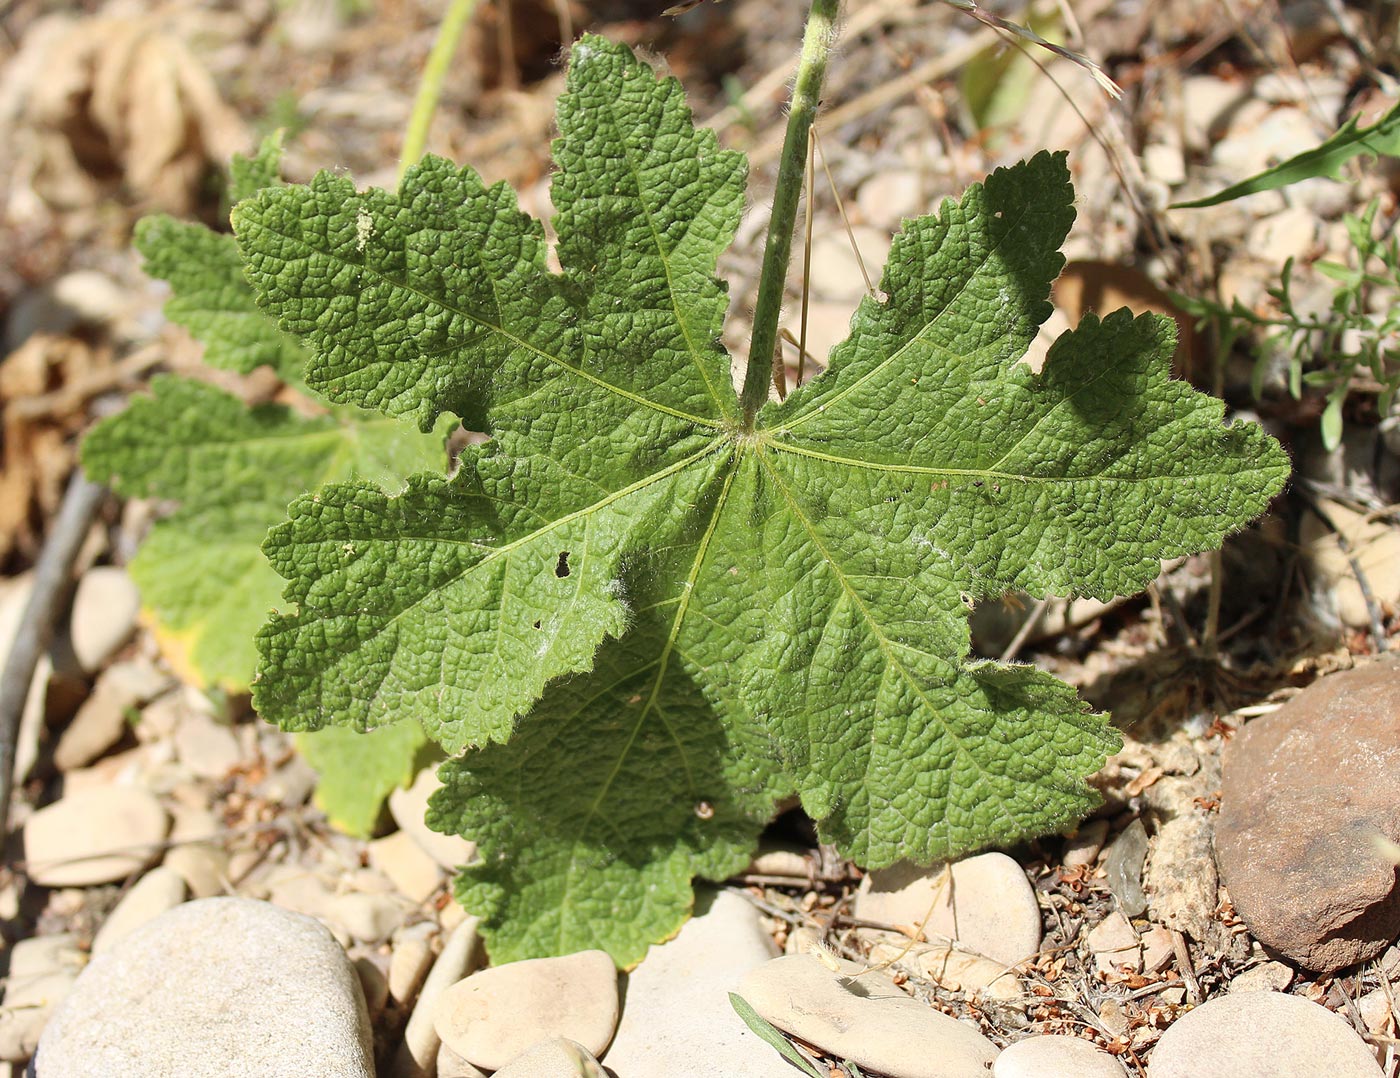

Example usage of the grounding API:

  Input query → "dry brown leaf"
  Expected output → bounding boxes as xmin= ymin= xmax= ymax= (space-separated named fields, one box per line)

xmin=0 ymin=334 xmax=112 ymax=565
xmin=0 ymin=7 xmax=248 ymax=215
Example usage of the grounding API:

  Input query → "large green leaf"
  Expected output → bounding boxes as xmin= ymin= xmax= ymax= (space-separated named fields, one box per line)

xmin=238 ymin=36 xmax=1289 ymax=963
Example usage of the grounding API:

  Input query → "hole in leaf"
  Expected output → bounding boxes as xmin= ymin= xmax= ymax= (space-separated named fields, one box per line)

xmin=555 ymin=551 xmax=571 ymax=578
xmin=533 ymin=620 xmax=542 ymax=629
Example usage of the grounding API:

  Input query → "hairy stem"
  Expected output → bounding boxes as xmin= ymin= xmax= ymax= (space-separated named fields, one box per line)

xmin=399 ymin=0 xmax=482 ymax=182
xmin=741 ymin=0 xmax=841 ymax=423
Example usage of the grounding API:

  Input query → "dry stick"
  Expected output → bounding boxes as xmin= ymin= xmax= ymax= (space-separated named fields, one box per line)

xmin=703 ymin=0 xmax=920 ymax=134
xmin=1297 ymin=486 xmax=1390 ymax=653
xmin=0 ymin=472 xmax=106 ymax=835
xmin=849 ymin=863 xmax=952 ymax=978
xmin=549 ymin=0 xmax=573 ymax=48
xmin=497 ymin=0 xmax=518 ymax=94
xmin=778 ymin=328 xmax=820 ymax=393
xmin=811 ymin=125 xmax=877 ymax=297
xmin=999 ymin=595 xmax=1053 ymax=662
xmin=1170 ymin=928 xmax=1202 ymax=1003
xmin=747 ymin=27 xmax=996 ymax=169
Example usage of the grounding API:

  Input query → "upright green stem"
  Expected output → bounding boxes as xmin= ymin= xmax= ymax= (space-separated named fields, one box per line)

xmin=399 ymin=0 xmax=482 ymax=182
xmin=741 ymin=0 xmax=841 ymax=423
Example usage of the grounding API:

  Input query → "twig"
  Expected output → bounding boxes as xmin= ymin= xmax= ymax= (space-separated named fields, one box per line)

xmin=1171 ymin=928 xmax=1202 ymax=1002
xmin=702 ymin=0 xmax=920 ymax=133
xmin=1000 ymin=596 xmax=1053 ymax=662
xmin=749 ymin=27 xmax=996 ymax=168
xmin=812 ymin=125 xmax=877 ymax=298
xmin=0 ymin=472 xmax=107 ymax=835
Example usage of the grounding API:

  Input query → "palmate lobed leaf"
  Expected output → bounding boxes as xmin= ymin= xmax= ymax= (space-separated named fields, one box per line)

xmin=237 ymin=36 xmax=1289 ymax=964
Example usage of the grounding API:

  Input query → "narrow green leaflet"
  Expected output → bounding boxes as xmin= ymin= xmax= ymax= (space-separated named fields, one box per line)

xmin=1173 ymin=99 xmax=1400 ymax=208
xmin=238 ymin=36 xmax=1288 ymax=963
xmin=297 ymin=722 xmax=435 ymax=837
xmin=82 ymin=376 xmax=447 ymax=688
xmin=728 ymin=993 xmax=826 ymax=1078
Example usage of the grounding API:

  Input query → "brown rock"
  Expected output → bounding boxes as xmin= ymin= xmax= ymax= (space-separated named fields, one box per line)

xmin=1216 ymin=657 xmax=1400 ymax=972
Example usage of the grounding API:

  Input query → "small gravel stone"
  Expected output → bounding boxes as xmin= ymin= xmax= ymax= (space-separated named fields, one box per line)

xmin=864 ymin=937 xmax=1022 ymax=1001
xmin=390 ymin=917 xmax=480 ymax=1078
xmin=0 ymin=935 xmax=84 ymax=1063
xmin=162 ymin=843 xmax=229 ymax=899
xmin=1357 ymin=988 xmax=1393 ymax=1036
xmin=36 ymin=897 xmax=374 ymax=1077
xmin=492 ymin=1037 xmax=605 ymax=1077
xmin=354 ymin=957 xmax=390 ymax=1022
xmin=1229 ymin=961 xmax=1293 ymax=993
xmin=436 ymin=1043 xmax=487 ymax=1078
xmin=66 ymin=567 xmax=140 ymax=674
xmin=856 ymin=170 xmax=923 ymax=229
xmin=994 ymin=1035 xmax=1127 ymax=1077
xmin=1216 ymin=656 xmax=1400 ymax=971
xmin=1148 ymin=990 xmax=1382 ymax=1077
xmin=1063 ymin=819 xmax=1109 ymax=868
xmin=388 ymin=926 xmax=438 ymax=1005
xmin=325 ymin=892 xmax=404 ymax=943
xmin=854 ymin=852 xmax=1042 ymax=966
xmin=434 ymin=950 xmax=618 ymax=1071
xmin=172 ymin=711 xmax=242 ymax=779
xmin=389 ymin=768 xmax=476 ymax=871
xmin=1087 ymin=911 xmax=1141 ymax=976
xmin=53 ymin=659 xmax=167 ymax=772
xmin=92 ymin=867 xmax=188 ymax=953
xmin=1104 ymin=819 xmax=1149 ymax=916
xmin=739 ymin=954 xmax=999 ymax=1078
xmin=1140 ymin=925 xmax=1175 ymax=973
xmin=23 ymin=786 xmax=169 ymax=886
xmin=369 ymin=830 xmax=444 ymax=904
xmin=1145 ymin=809 xmax=1217 ymax=940
xmin=605 ymin=889 xmax=787 ymax=1077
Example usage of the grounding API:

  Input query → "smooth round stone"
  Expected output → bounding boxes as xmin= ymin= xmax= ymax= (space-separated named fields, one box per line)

xmin=739 ymin=954 xmax=999 ymax=1078
xmin=995 ymin=1035 xmax=1127 ymax=1077
xmin=24 ymin=786 xmax=169 ymax=886
xmin=1148 ymin=991 xmax=1383 ymax=1078
xmin=433 ymin=950 xmax=618 ymax=1071
xmin=492 ymin=1037 xmax=605 ymax=1077
xmin=68 ymin=566 xmax=140 ymax=674
xmin=36 ymin=897 xmax=374 ymax=1077
xmin=0 ymin=934 xmax=84 ymax=1061
xmin=91 ymin=867 xmax=188 ymax=953
xmin=392 ymin=917 xmax=481 ymax=1078
xmin=854 ymin=852 xmax=1042 ymax=966
xmin=325 ymin=892 xmax=404 ymax=943
xmin=605 ymin=888 xmax=788 ymax=1077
